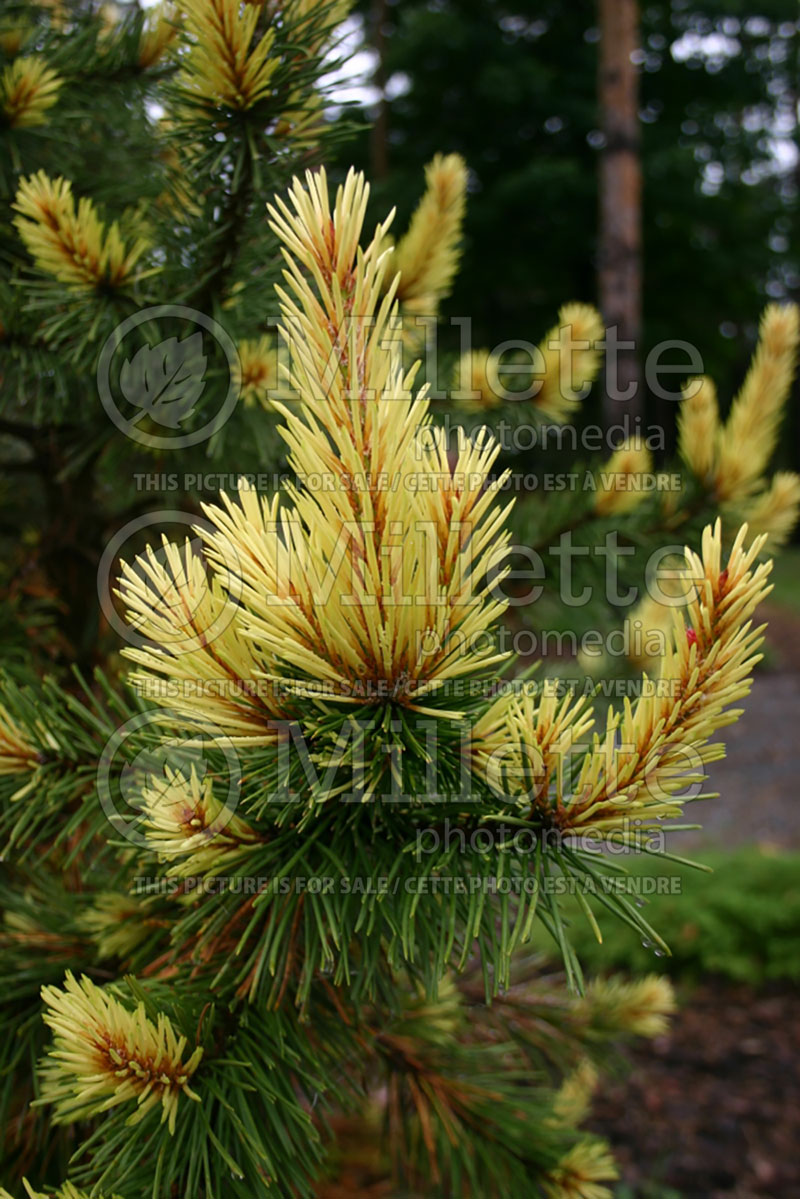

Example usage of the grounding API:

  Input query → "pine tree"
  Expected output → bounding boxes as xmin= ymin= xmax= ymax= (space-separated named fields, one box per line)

xmin=1 ymin=3 xmax=799 ymax=1197
xmin=0 ymin=0 xmax=351 ymax=665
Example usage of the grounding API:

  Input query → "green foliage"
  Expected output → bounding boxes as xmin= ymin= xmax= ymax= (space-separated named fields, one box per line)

xmin=764 ymin=544 xmax=800 ymax=612
xmin=543 ymin=848 xmax=800 ymax=984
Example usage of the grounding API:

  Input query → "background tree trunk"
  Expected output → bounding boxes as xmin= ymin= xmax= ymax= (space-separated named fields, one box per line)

xmin=598 ymin=0 xmax=643 ymax=428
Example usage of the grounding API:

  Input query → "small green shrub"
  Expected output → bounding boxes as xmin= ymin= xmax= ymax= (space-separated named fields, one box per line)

xmin=547 ymin=848 xmax=800 ymax=983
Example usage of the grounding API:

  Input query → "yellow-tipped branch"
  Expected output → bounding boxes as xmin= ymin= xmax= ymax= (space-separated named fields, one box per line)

xmin=532 ymin=303 xmax=605 ymax=423
xmin=560 ymin=520 xmax=771 ymax=834
xmin=14 ymin=171 xmax=147 ymax=291
xmin=714 ymin=303 xmax=799 ymax=499
xmin=38 ymin=973 xmax=202 ymax=1134
xmin=180 ymin=0 xmax=278 ymax=113
xmin=1 ymin=56 xmax=62 ymax=127
xmin=385 ymin=152 xmax=468 ymax=315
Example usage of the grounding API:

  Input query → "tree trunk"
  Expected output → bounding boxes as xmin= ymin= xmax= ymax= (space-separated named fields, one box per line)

xmin=598 ymin=0 xmax=643 ymax=429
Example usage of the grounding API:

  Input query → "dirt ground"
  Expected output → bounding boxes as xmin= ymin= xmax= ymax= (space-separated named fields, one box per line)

xmin=590 ymin=981 xmax=800 ymax=1198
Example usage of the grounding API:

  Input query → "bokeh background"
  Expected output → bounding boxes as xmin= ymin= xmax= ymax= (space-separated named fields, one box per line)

xmin=332 ymin=1 xmax=800 ymax=442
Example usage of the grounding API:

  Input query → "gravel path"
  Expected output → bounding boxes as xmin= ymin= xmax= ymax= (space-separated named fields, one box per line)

xmin=677 ymin=672 xmax=800 ymax=851
xmin=641 ymin=600 xmax=800 ymax=852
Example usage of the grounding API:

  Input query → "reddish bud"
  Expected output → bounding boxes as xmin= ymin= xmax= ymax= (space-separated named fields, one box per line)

xmin=686 ymin=628 xmax=699 ymax=648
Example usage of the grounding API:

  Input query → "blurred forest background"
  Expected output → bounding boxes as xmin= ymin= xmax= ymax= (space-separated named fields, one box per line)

xmin=333 ymin=0 xmax=800 ymax=457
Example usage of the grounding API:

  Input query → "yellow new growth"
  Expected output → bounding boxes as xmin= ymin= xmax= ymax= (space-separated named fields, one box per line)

xmin=453 ymin=302 xmax=604 ymax=420
xmin=452 ymin=346 xmax=503 ymax=410
xmin=121 ymin=167 xmax=512 ymax=721
xmin=533 ymin=303 xmax=605 ymax=422
xmin=594 ymin=436 xmax=653 ymax=516
xmin=14 ymin=172 xmax=147 ymax=291
xmin=565 ymin=520 xmax=771 ymax=834
xmin=1 ymin=1182 xmax=122 ymax=1199
xmin=544 ymin=1140 xmax=618 ymax=1199
xmin=118 ymin=167 xmax=774 ymax=841
xmin=0 ymin=18 xmax=33 ymax=58
xmin=679 ymin=304 xmax=800 ymax=544
xmin=550 ymin=1058 xmax=599 ymax=1128
xmin=0 ymin=702 xmax=40 ymax=776
xmin=744 ymin=471 xmax=800 ymax=545
xmin=38 ymin=972 xmax=202 ymax=1134
xmin=677 ymin=375 xmax=718 ymax=482
xmin=576 ymin=975 xmax=675 ymax=1038
xmin=715 ymin=303 xmax=799 ymax=498
xmin=386 ymin=153 xmax=468 ymax=316
xmin=118 ymin=536 xmax=286 ymax=743
xmin=622 ymin=554 xmax=690 ymax=671
xmin=475 ymin=521 xmax=771 ymax=835
xmin=138 ymin=3 xmax=179 ymax=69
xmin=472 ymin=686 xmax=593 ymax=807
xmin=0 ymin=693 xmax=59 ymax=801
xmin=235 ymin=334 xmax=278 ymax=407
xmin=284 ymin=0 xmax=353 ymax=52
xmin=142 ymin=763 xmax=259 ymax=875
xmin=80 ymin=894 xmax=155 ymax=960
xmin=1 ymin=56 xmax=62 ymax=127
xmin=181 ymin=0 xmax=278 ymax=112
